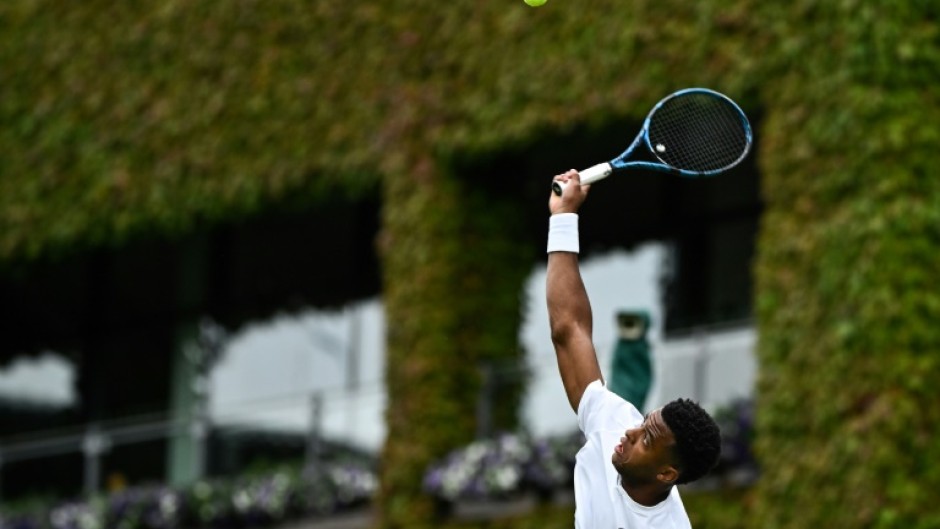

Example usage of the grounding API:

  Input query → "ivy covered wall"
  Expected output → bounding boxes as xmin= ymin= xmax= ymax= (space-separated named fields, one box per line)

xmin=752 ymin=2 xmax=940 ymax=528
xmin=378 ymin=147 xmax=532 ymax=527
xmin=0 ymin=0 xmax=760 ymax=263
xmin=2 ymin=0 xmax=938 ymax=527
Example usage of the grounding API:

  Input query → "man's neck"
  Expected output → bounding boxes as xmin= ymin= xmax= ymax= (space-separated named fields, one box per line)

xmin=621 ymin=478 xmax=671 ymax=507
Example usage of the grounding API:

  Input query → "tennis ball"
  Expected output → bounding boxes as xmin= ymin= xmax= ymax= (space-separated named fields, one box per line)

xmin=524 ymin=0 xmax=547 ymax=6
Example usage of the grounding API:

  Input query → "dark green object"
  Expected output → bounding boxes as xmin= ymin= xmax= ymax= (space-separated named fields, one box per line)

xmin=608 ymin=311 xmax=653 ymax=411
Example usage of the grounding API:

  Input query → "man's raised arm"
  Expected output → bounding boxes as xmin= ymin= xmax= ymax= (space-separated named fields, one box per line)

xmin=546 ymin=170 xmax=604 ymax=412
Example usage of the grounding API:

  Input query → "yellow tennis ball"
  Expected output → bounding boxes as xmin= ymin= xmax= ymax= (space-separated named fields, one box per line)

xmin=524 ymin=0 xmax=547 ymax=6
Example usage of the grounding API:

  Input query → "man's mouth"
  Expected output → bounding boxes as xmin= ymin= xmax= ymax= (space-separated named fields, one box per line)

xmin=615 ymin=437 xmax=627 ymax=455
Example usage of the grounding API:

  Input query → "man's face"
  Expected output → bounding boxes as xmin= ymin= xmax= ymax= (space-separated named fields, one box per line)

xmin=611 ymin=408 xmax=678 ymax=485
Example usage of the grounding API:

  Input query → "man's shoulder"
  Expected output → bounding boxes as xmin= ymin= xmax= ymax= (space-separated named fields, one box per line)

xmin=578 ymin=380 xmax=643 ymax=432
xmin=657 ymin=487 xmax=692 ymax=529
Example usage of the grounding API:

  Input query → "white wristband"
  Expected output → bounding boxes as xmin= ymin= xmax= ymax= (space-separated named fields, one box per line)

xmin=547 ymin=213 xmax=579 ymax=254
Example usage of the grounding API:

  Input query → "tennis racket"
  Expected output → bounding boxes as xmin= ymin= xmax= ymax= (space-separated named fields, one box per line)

xmin=552 ymin=88 xmax=752 ymax=196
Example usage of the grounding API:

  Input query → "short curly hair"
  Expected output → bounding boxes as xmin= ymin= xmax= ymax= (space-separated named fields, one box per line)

xmin=661 ymin=398 xmax=721 ymax=484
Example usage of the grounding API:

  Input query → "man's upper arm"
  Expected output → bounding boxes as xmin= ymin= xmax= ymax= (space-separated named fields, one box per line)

xmin=551 ymin=317 xmax=604 ymax=411
xmin=547 ymin=248 xmax=604 ymax=412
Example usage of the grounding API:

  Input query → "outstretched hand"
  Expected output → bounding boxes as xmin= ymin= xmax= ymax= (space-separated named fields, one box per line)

xmin=549 ymin=169 xmax=590 ymax=215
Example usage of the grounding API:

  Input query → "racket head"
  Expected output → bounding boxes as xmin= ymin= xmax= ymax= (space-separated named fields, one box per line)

xmin=636 ymin=88 xmax=752 ymax=176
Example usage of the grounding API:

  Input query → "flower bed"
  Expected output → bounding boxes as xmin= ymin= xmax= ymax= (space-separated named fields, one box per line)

xmin=0 ymin=461 xmax=376 ymax=529
xmin=3 ymin=406 xmax=756 ymax=529
xmin=423 ymin=431 xmax=584 ymax=502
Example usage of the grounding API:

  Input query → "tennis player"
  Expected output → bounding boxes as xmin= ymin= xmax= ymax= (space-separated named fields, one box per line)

xmin=547 ymin=169 xmax=721 ymax=528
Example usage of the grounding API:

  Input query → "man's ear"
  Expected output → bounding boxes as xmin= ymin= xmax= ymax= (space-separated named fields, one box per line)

xmin=657 ymin=465 xmax=679 ymax=485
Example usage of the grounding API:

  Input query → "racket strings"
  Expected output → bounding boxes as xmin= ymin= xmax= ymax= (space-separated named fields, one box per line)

xmin=647 ymin=94 xmax=750 ymax=173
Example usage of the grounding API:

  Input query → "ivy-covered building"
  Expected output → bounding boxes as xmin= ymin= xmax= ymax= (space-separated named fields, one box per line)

xmin=1 ymin=1 xmax=938 ymax=528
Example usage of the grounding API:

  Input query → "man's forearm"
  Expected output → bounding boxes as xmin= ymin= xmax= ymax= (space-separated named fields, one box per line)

xmin=547 ymin=252 xmax=592 ymax=343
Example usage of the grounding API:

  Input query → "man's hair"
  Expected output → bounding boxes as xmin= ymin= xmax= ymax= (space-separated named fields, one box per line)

xmin=661 ymin=398 xmax=721 ymax=484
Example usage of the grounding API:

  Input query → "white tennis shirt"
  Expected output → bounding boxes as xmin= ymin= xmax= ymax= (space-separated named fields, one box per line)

xmin=574 ymin=380 xmax=692 ymax=529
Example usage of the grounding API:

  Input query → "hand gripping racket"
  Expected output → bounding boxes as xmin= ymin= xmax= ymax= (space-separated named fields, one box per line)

xmin=552 ymin=88 xmax=752 ymax=196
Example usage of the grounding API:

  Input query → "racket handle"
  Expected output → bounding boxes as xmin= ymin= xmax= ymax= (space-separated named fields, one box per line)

xmin=551 ymin=163 xmax=613 ymax=196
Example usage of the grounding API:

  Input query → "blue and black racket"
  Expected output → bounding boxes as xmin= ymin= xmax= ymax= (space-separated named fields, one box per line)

xmin=552 ymin=88 xmax=752 ymax=196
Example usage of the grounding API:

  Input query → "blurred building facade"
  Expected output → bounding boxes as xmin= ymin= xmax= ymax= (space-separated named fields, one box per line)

xmin=0 ymin=150 xmax=760 ymax=501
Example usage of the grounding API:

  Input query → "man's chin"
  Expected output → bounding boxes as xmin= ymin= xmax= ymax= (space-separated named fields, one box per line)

xmin=611 ymin=454 xmax=627 ymax=472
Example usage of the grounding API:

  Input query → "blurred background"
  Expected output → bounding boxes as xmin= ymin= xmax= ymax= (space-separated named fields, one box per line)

xmin=2 ymin=1 xmax=937 ymax=529
xmin=0 ymin=248 xmax=759 ymax=528
xmin=0 ymin=243 xmax=755 ymax=476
